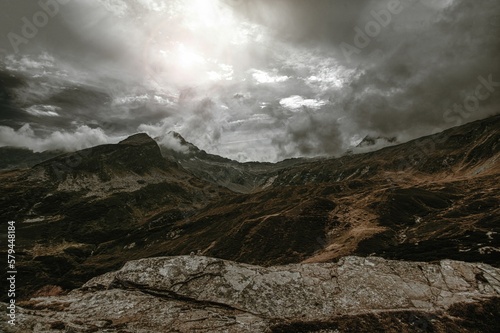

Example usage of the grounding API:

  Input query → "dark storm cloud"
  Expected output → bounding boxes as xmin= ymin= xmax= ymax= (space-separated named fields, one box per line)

xmin=0 ymin=0 xmax=180 ymax=143
xmin=0 ymin=68 xmax=28 ymax=127
xmin=236 ymin=0 xmax=500 ymax=157
xmin=0 ymin=0 xmax=141 ymax=73
xmin=0 ymin=0 xmax=499 ymax=161
xmin=227 ymin=0 xmax=371 ymax=45
xmin=342 ymin=0 xmax=500 ymax=140
xmin=272 ymin=107 xmax=343 ymax=159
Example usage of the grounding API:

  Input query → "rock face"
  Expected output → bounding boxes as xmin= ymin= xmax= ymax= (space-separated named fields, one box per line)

xmin=3 ymin=256 xmax=500 ymax=332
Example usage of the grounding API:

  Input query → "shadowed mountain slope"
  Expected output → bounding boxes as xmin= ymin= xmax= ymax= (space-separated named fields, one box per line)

xmin=0 ymin=115 xmax=498 ymax=302
xmin=0 ymin=133 xmax=231 ymax=299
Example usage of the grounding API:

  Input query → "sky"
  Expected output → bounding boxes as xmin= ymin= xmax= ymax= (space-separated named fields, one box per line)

xmin=0 ymin=0 xmax=499 ymax=162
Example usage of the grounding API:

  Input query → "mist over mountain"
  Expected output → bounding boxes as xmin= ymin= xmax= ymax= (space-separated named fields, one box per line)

xmin=0 ymin=114 xmax=499 ymax=331
xmin=1 ymin=1 xmax=500 ymax=331
xmin=1 ymin=114 xmax=498 ymax=293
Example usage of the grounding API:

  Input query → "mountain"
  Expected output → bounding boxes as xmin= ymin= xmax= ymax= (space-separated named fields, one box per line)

xmin=156 ymin=131 xmax=306 ymax=193
xmin=0 ymin=133 xmax=231 ymax=299
xmin=138 ymin=115 xmax=499 ymax=268
xmin=0 ymin=115 xmax=498 ymax=330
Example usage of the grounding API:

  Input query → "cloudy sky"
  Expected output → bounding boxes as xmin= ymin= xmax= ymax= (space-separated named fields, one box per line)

xmin=0 ymin=0 xmax=499 ymax=162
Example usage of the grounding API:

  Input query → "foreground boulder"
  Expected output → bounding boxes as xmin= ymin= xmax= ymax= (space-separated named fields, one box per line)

xmin=2 ymin=256 xmax=500 ymax=332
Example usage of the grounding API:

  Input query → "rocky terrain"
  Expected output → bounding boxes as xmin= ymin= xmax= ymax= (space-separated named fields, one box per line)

xmin=0 ymin=133 xmax=232 ymax=300
xmin=2 ymin=255 xmax=500 ymax=332
xmin=0 ymin=114 xmax=498 ymax=331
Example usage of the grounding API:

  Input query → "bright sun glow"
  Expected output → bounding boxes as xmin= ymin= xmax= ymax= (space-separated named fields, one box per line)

xmin=176 ymin=44 xmax=205 ymax=68
xmin=183 ymin=0 xmax=232 ymax=30
xmin=169 ymin=0 xmax=240 ymax=80
xmin=147 ymin=0 xmax=252 ymax=84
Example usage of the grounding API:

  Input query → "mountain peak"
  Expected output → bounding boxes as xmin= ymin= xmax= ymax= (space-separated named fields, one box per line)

xmin=154 ymin=131 xmax=200 ymax=156
xmin=167 ymin=131 xmax=200 ymax=152
xmin=119 ymin=133 xmax=156 ymax=146
xmin=169 ymin=131 xmax=189 ymax=145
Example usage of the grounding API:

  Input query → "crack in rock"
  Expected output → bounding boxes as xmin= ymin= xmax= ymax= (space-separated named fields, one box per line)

xmin=3 ymin=256 xmax=500 ymax=333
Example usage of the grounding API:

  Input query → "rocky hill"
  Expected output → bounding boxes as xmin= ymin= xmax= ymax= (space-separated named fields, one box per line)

xmin=0 ymin=115 xmax=498 ymax=331
xmin=0 ymin=133 xmax=231 ymax=300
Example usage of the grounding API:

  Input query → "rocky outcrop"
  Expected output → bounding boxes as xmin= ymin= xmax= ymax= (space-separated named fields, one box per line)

xmin=3 ymin=256 xmax=500 ymax=332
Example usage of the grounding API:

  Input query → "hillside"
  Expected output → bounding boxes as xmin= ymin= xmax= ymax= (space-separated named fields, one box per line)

xmin=0 ymin=115 xmax=498 ymax=304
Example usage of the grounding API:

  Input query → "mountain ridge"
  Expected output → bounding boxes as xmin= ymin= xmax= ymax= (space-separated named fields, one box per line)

xmin=0 ymin=114 xmax=498 ymax=305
